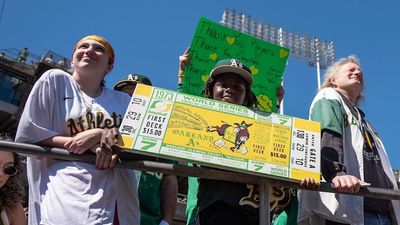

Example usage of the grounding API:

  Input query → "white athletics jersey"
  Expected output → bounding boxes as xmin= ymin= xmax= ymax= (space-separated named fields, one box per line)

xmin=16 ymin=69 xmax=139 ymax=225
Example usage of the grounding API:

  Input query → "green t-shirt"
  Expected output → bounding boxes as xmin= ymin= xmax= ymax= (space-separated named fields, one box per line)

xmin=138 ymin=171 xmax=163 ymax=225
xmin=310 ymin=98 xmax=344 ymax=135
xmin=273 ymin=191 xmax=298 ymax=225
xmin=186 ymin=176 xmax=199 ymax=225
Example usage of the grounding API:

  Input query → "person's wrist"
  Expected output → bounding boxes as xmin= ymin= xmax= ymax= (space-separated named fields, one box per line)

xmin=159 ymin=219 xmax=169 ymax=225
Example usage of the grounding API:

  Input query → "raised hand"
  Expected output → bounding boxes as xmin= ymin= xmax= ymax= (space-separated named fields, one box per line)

xmin=178 ymin=47 xmax=190 ymax=84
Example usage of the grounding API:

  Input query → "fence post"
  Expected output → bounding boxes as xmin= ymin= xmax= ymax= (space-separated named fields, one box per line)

xmin=259 ymin=181 xmax=271 ymax=225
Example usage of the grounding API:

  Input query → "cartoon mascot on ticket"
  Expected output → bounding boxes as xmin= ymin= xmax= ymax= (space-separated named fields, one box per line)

xmin=206 ymin=120 xmax=252 ymax=154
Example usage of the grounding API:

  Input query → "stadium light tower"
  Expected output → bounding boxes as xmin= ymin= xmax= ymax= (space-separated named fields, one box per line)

xmin=220 ymin=8 xmax=335 ymax=90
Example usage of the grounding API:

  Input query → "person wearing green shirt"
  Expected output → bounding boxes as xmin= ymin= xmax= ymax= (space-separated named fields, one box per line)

xmin=114 ymin=74 xmax=178 ymax=225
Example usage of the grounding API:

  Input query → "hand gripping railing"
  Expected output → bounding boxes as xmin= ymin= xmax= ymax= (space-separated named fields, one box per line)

xmin=1 ymin=141 xmax=400 ymax=225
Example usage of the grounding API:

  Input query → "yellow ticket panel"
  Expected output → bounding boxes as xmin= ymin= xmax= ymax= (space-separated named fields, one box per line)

xmin=120 ymin=84 xmax=321 ymax=181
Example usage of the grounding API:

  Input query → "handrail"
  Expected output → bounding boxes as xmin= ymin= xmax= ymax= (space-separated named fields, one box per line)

xmin=1 ymin=140 xmax=399 ymax=201
xmin=0 ymin=48 xmax=70 ymax=70
xmin=0 ymin=48 xmax=41 ymax=63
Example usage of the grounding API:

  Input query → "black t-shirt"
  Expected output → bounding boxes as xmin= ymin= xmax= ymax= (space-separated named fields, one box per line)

xmin=197 ymin=179 xmax=260 ymax=220
xmin=361 ymin=119 xmax=393 ymax=214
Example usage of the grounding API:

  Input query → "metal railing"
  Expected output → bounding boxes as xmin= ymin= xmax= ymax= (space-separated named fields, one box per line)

xmin=1 ymin=140 xmax=399 ymax=225
xmin=0 ymin=48 xmax=41 ymax=67
xmin=0 ymin=48 xmax=71 ymax=71
xmin=40 ymin=50 xmax=71 ymax=70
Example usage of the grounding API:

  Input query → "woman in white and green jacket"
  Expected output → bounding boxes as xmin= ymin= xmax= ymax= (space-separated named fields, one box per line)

xmin=298 ymin=55 xmax=400 ymax=225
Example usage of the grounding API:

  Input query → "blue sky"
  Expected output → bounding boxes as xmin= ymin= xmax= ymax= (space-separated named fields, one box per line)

xmin=1 ymin=0 xmax=399 ymax=168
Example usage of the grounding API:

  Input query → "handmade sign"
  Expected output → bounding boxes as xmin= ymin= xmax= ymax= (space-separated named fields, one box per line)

xmin=120 ymin=84 xmax=320 ymax=182
xmin=181 ymin=17 xmax=290 ymax=112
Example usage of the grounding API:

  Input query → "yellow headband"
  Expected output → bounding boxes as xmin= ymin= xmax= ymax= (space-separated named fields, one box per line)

xmin=73 ymin=35 xmax=115 ymax=66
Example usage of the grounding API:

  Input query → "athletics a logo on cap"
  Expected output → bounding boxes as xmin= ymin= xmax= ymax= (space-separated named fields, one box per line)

xmin=210 ymin=58 xmax=254 ymax=85
xmin=230 ymin=59 xmax=244 ymax=69
xmin=127 ymin=74 xmax=139 ymax=82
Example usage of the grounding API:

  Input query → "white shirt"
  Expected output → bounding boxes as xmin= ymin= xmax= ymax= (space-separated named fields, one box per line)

xmin=16 ymin=69 xmax=139 ymax=225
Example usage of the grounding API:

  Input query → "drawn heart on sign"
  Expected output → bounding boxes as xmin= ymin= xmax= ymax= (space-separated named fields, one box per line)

xmin=256 ymin=95 xmax=273 ymax=112
xmin=226 ymin=37 xmax=235 ymax=45
xmin=279 ymin=49 xmax=289 ymax=58
xmin=250 ymin=66 xmax=259 ymax=75
xmin=209 ymin=53 xmax=218 ymax=61
xmin=201 ymin=75 xmax=208 ymax=83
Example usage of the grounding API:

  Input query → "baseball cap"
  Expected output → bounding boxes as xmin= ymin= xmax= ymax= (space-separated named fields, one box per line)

xmin=113 ymin=73 xmax=152 ymax=91
xmin=209 ymin=59 xmax=253 ymax=85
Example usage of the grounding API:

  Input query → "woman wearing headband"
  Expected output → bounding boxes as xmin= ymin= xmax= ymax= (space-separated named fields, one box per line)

xmin=16 ymin=35 xmax=140 ymax=225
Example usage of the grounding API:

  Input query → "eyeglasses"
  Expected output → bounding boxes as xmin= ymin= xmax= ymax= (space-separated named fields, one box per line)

xmin=0 ymin=164 xmax=18 ymax=176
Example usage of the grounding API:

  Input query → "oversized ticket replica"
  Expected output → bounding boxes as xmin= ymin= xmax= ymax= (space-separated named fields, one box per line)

xmin=120 ymin=84 xmax=321 ymax=182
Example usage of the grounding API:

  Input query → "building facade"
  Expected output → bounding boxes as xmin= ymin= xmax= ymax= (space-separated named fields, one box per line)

xmin=0 ymin=48 xmax=70 ymax=137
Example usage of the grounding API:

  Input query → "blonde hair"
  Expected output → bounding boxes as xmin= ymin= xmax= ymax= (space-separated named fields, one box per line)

xmin=320 ymin=55 xmax=363 ymax=104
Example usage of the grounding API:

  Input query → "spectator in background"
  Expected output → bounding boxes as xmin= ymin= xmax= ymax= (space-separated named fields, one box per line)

xmin=18 ymin=48 xmax=29 ymax=63
xmin=298 ymin=55 xmax=400 ymax=225
xmin=114 ymin=73 xmax=178 ymax=225
xmin=113 ymin=73 xmax=152 ymax=95
xmin=57 ymin=57 xmax=68 ymax=68
xmin=15 ymin=35 xmax=140 ymax=225
xmin=0 ymin=149 xmax=26 ymax=225
xmin=44 ymin=54 xmax=54 ymax=64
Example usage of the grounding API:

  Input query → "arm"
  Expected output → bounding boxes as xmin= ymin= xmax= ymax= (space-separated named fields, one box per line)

xmin=38 ymin=128 xmax=104 ymax=154
xmin=8 ymin=203 xmax=27 ymax=225
xmin=178 ymin=47 xmax=190 ymax=87
xmin=160 ymin=174 xmax=178 ymax=225
xmin=275 ymin=84 xmax=285 ymax=113
xmin=15 ymin=70 xmax=61 ymax=144
xmin=37 ymin=136 xmax=72 ymax=148
xmin=38 ymin=128 xmax=119 ymax=169
xmin=320 ymin=130 xmax=347 ymax=182
xmin=323 ymin=132 xmax=362 ymax=194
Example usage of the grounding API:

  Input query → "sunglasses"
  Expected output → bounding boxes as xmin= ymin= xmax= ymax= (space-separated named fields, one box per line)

xmin=0 ymin=164 xmax=18 ymax=176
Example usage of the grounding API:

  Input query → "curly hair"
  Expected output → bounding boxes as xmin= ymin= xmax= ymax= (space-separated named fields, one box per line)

xmin=0 ymin=152 xmax=25 ymax=209
xmin=202 ymin=73 xmax=258 ymax=108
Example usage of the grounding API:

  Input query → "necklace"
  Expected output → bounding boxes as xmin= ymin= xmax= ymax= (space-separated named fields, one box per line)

xmin=79 ymin=86 xmax=102 ymax=113
xmin=79 ymin=88 xmax=94 ymax=113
